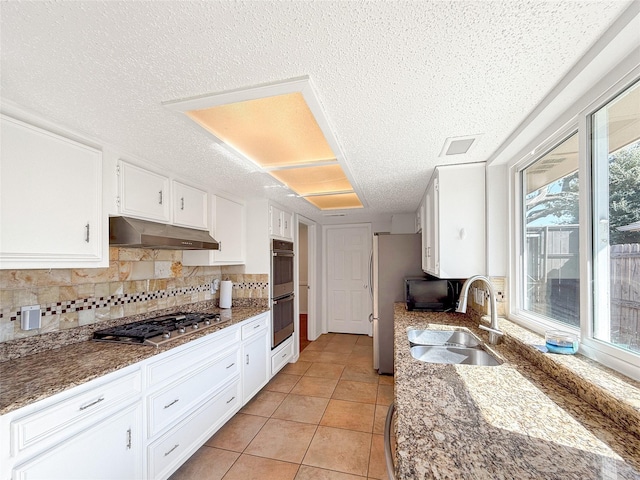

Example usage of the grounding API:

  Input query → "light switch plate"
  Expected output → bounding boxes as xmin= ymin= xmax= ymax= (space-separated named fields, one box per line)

xmin=21 ymin=305 xmax=41 ymax=330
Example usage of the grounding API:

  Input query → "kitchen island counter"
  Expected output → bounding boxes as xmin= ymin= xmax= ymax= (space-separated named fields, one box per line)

xmin=0 ymin=306 xmax=268 ymax=415
xmin=393 ymin=304 xmax=640 ymax=479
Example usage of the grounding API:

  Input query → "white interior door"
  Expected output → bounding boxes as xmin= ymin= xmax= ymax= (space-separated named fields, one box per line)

xmin=326 ymin=225 xmax=372 ymax=334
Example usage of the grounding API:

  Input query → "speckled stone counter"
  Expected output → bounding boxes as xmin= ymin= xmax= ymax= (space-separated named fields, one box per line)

xmin=393 ymin=304 xmax=640 ymax=479
xmin=0 ymin=306 xmax=268 ymax=415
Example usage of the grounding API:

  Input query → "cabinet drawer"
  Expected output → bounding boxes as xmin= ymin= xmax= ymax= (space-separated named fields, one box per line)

xmin=148 ymin=380 xmax=241 ymax=480
xmin=10 ymin=369 xmax=141 ymax=455
xmin=241 ymin=313 xmax=268 ymax=340
xmin=147 ymin=326 xmax=240 ymax=387
xmin=271 ymin=338 xmax=294 ymax=376
xmin=148 ymin=348 xmax=240 ymax=437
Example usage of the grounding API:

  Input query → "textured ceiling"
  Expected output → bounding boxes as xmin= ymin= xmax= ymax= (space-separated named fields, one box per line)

xmin=0 ymin=0 xmax=632 ymax=223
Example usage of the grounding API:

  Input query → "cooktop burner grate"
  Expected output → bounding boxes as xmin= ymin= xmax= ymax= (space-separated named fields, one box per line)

xmin=92 ymin=312 xmax=224 ymax=346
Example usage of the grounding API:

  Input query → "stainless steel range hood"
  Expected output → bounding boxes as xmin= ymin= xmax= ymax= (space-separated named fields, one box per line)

xmin=109 ymin=216 xmax=219 ymax=250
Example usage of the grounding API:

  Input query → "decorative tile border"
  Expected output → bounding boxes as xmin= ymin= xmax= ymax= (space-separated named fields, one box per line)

xmin=2 ymin=282 xmax=269 ymax=322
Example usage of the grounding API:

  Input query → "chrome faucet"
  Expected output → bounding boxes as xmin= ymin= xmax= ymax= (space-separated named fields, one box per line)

xmin=455 ymin=275 xmax=503 ymax=345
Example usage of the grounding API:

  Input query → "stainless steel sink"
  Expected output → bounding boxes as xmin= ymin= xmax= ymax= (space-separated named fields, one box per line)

xmin=410 ymin=345 xmax=502 ymax=366
xmin=407 ymin=329 xmax=481 ymax=348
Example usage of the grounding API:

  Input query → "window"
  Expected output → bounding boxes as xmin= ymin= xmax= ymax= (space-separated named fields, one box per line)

xmin=514 ymin=77 xmax=640 ymax=377
xmin=521 ymin=133 xmax=580 ymax=328
xmin=592 ymin=80 xmax=640 ymax=354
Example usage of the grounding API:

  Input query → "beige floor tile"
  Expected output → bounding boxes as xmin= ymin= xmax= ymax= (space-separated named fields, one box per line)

xmin=315 ymin=351 xmax=351 ymax=365
xmin=302 ymin=426 xmax=372 ymax=477
xmin=346 ymin=352 xmax=373 ymax=366
xmin=265 ymin=373 xmax=301 ymax=393
xmin=322 ymin=342 xmax=355 ymax=354
xmin=355 ymin=336 xmax=373 ymax=347
xmin=169 ymin=446 xmax=239 ymax=480
xmin=294 ymin=465 xmax=366 ymax=480
xmin=340 ymin=365 xmax=379 ymax=384
xmin=376 ymin=384 xmax=394 ymax=406
xmin=304 ymin=362 xmax=345 ymax=380
xmin=281 ymin=360 xmax=313 ymax=376
xmin=351 ymin=345 xmax=373 ymax=356
xmin=378 ymin=374 xmax=394 ymax=385
xmin=372 ymin=405 xmax=387 ymax=435
xmin=298 ymin=350 xmax=325 ymax=363
xmin=205 ymin=413 xmax=267 ymax=452
xmin=332 ymin=380 xmax=378 ymax=404
xmin=328 ymin=334 xmax=359 ymax=345
xmin=221 ymin=453 xmax=299 ymax=480
xmin=367 ymin=434 xmax=386 ymax=479
xmin=240 ymin=390 xmax=287 ymax=417
xmin=319 ymin=399 xmax=375 ymax=433
xmin=290 ymin=376 xmax=339 ymax=398
xmin=303 ymin=341 xmax=326 ymax=352
xmin=245 ymin=418 xmax=317 ymax=463
xmin=272 ymin=394 xmax=330 ymax=424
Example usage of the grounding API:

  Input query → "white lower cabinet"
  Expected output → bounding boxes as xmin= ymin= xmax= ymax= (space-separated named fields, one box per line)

xmin=241 ymin=313 xmax=270 ymax=404
xmin=1 ymin=366 xmax=143 ymax=480
xmin=147 ymin=380 xmax=241 ymax=480
xmin=12 ymin=401 xmax=142 ymax=480
xmin=271 ymin=335 xmax=294 ymax=377
xmin=0 ymin=313 xmax=271 ymax=480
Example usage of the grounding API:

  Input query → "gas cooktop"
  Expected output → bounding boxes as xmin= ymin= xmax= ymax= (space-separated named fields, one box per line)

xmin=92 ymin=312 xmax=229 ymax=347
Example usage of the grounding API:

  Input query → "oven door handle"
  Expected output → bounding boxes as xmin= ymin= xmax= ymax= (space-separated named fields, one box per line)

xmin=272 ymin=251 xmax=295 ymax=257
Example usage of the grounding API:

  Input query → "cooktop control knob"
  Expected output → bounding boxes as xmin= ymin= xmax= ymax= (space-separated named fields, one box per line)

xmin=178 ymin=326 xmax=186 ymax=334
xmin=203 ymin=319 xmax=211 ymax=326
xmin=193 ymin=323 xmax=199 ymax=329
xmin=163 ymin=331 xmax=171 ymax=339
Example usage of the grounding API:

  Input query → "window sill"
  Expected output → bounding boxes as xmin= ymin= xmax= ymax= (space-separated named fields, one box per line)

xmin=476 ymin=311 xmax=640 ymax=439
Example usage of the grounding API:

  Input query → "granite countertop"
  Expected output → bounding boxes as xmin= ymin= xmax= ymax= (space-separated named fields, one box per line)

xmin=0 ymin=306 xmax=268 ymax=415
xmin=393 ymin=304 xmax=640 ymax=479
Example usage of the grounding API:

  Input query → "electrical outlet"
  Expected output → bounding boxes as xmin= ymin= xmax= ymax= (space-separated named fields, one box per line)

xmin=496 ymin=291 xmax=505 ymax=302
xmin=21 ymin=305 xmax=41 ymax=330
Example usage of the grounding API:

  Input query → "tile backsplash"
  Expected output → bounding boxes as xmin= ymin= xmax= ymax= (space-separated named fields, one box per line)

xmin=0 ymin=248 xmax=268 ymax=343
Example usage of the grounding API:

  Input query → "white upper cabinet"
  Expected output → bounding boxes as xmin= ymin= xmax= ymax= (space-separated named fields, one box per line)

xmin=172 ymin=181 xmax=208 ymax=230
xmin=117 ymin=160 xmax=170 ymax=223
xmin=422 ymin=163 xmax=485 ymax=279
xmin=269 ymin=205 xmax=293 ymax=240
xmin=182 ymin=195 xmax=245 ymax=266
xmin=0 ymin=114 xmax=107 ymax=269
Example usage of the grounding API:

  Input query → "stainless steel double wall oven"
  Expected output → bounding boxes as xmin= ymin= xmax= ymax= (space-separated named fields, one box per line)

xmin=271 ymin=239 xmax=294 ymax=348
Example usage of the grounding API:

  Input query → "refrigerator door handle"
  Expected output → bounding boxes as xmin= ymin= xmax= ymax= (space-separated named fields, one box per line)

xmin=368 ymin=251 xmax=373 ymax=298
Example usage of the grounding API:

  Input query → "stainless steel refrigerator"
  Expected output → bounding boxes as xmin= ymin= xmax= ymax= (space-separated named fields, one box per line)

xmin=371 ymin=233 xmax=423 ymax=374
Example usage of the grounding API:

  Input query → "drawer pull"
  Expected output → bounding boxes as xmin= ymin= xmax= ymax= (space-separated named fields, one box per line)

xmin=226 ymin=396 xmax=236 ymax=404
xmin=79 ymin=396 xmax=104 ymax=411
xmin=282 ymin=353 xmax=287 ymax=358
xmin=164 ymin=444 xmax=179 ymax=457
xmin=164 ymin=398 xmax=180 ymax=409
xmin=226 ymin=362 xmax=235 ymax=369
xmin=254 ymin=324 xmax=261 ymax=329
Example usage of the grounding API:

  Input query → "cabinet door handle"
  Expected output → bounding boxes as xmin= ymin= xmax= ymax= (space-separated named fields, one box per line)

xmin=85 ymin=223 xmax=90 ymax=243
xmin=164 ymin=444 xmax=179 ymax=457
xmin=226 ymin=362 xmax=235 ymax=369
xmin=126 ymin=428 xmax=132 ymax=450
xmin=79 ymin=396 xmax=104 ymax=411
xmin=246 ymin=354 xmax=250 ymax=365
xmin=164 ymin=398 xmax=180 ymax=409
xmin=427 ymin=247 xmax=431 ymax=258
xmin=181 ymin=197 xmax=184 ymax=210
xmin=278 ymin=218 xmax=281 ymax=228
xmin=159 ymin=190 xmax=163 ymax=205
xmin=226 ymin=396 xmax=236 ymax=404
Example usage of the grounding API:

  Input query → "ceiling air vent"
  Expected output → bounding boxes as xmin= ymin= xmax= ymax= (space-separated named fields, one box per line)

xmin=439 ymin=134 xmax=481 ymax=157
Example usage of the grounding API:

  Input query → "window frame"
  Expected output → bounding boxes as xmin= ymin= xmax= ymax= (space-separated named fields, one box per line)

xmin=508 ymin=65 xmax=640 ymax=380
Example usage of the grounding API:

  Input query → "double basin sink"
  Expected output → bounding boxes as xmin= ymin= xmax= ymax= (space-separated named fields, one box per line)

xmin=408 ymin=329 xmax=502 ymax=366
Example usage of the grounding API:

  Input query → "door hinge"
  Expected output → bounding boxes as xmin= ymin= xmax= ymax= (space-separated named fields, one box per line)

xmin=116 ymin=196 xmax=121 ymax=207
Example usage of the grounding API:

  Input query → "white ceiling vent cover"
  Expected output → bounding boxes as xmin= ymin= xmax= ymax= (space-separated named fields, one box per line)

xmin=439 ymin=134 xmax=482 ymax=157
